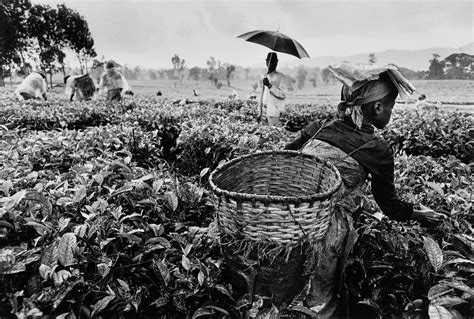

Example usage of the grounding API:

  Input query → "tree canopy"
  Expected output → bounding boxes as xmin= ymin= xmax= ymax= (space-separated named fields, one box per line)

xmin=0 ymin=0 xmax=96 ymax=85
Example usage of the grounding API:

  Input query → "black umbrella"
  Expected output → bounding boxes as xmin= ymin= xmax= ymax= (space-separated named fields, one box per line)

xmin=237 ymin=30 xmax=310 ymax=59
xmin=237 ymin=30 xmax=310 ymax=122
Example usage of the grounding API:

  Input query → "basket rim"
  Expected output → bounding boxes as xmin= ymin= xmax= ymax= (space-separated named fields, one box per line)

xmin=208 ymin=150 xmax=342 ymax=204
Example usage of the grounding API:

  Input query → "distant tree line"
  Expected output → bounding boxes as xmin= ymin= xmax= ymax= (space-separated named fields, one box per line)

xmin=119 ymin=52 xmax=474 ymax=90
xmin=427 ymin=53 xmax=474 ymax=80
xmin=0 ymin=0 xmax=95 ymax=86
xmin=368 ymin=52 xmax=473 ymax=81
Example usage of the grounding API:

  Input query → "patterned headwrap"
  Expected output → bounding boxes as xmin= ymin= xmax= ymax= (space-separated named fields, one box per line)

xmin=338 ymin=74 xmax=398 ymax=128
xmin=328 ymin=62 xmax=416 ymax=129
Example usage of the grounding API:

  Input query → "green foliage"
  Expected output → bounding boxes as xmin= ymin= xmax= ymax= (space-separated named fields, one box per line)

xmin=188 ymin=67 xmax=201 ymax=81
xmin=171 ymin=54 xmax=185 ymax=85
xmin=428 ymin=54 xmax=446 ymax=80
xmin=225 ymin=65 xmax=235 ymax=87
xmin=296 ymin=67 xmax=308 ymax=90
xmin=368 ymin=52 xmax=377 ymax=65
xmin=0 ymin=1 xmax=95 ymax=82
xmin=383 ymin=109 xmax=473 ymax=163
xmin=0 ymin=0 xmax=32 ymax=79
xmin=56 ymin=4 xmax=96 ymax=72
xmin=0 ymin=94 xmax=472 ymax=318
xmin=444 ymin=53 xmax=474 ymax=80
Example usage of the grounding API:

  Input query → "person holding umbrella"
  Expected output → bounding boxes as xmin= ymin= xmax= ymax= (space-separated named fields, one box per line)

xmin=237 ymin=30 xmax=309 ymax=125
xmin=262 ymin=52 xmax=287 ymax=125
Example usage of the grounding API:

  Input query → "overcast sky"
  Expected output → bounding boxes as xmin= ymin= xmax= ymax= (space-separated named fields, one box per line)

xmin=33 ymin=0 xmax=473 ymax=69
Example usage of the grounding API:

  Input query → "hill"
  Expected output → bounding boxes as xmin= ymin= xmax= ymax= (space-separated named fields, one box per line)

xmin=278 ymin=42 xmax=473 ymax=71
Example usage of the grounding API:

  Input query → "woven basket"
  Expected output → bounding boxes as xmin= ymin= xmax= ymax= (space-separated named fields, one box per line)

xmin=209 ymin=150 xmax=342 ymax=244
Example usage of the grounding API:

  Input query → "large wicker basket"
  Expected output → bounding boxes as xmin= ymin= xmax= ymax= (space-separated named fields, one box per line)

xmin=209 ymin=150 xmax=342 ymax=244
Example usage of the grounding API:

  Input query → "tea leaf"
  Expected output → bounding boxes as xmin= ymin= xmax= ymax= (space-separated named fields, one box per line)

xmin=0 ymin=189 xmax=26 ymax=211
xmin=428 ymin=284 xmax=452 ymax=300
xmin=444 ymin=280 xmax=474 ymax=295
xmin=214 ymin=284 xmax=234 ymax=301
xmin=58 ymin=233 xmax=77 ymax=266
xmin=192 ymin=307 xmax=213 ymax=318
xmin=117 ymin=278 xmax=130 ymax=293
xmin=165 ymin=191 xmax=178 ymax=212
xmin=198 ymin=270 xmax=205 ymax=286
xmin=428 ymin=305 xmax=455 ymax=319
xmin=181 ymin=255 xmax=191 ymax=270
xmin=423 ymin=236 xmax=444 ymax=272
xmin=153 ymin=179 xmax=164 ymax=193
xmin=154 ymin=260 xmax=170 ymax=286
xmin=72 ymin=186 xmax=87 ymax=203
xmin=39 ymin=264 xmax=52 ymax=280
xmin=426 ymin=181 xmax=445 ymax=196
xmin=41 ymin=242 xmax=59 ymax=267
xmin=432 ymin=296 xmax=467 ymax=307
xmin=91 ymin=295 xmax=115 ymax=317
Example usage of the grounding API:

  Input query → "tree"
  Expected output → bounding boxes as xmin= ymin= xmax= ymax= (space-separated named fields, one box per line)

xmin=207 ymin=57 xmax=217 ymax=72
xmin=0 ymin=0 xmax=31 ymax=86
xmin=171 ymin=54 xmax=185 ymax=86
xmin=369 ymin=52 xmax=377 ymax=65
xmin=28 ymin=4 xmax=67 ymax=87
xmin=308 ymin=67 xmax=320 ymax=88
xmin=123 ymin=65 xmax=137 ymax=80
xmin=428 ymin=54 xmax=445 ymax=80
xmin=244 ymin=68 xmax=250 ymax=80
xmin=225 ymin=65 xmax=235 ymax=86
xmin=321 ymin=67 xmax=335 ymax=84
xmin=148 ymin=69 xmax=157 ymax=80
xmin=207 ymin=57 xmax=223 ymax=89
xmin=188 ymin=67 xmax=201 ymax=81
xmin=284 ymin=75 xmax=296 ymax=92
xmin=296 ymin=67 xmax=308 ymax=89
xmin=444 ymin=53 xmax=473 ymax=80
xmin=56 ymin=4 xmax=96 ymax=74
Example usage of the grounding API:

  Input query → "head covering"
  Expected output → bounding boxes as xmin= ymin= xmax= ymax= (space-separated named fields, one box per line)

xmin=328 ymin=62 xmax=415 ymax=99
xmin=266 ymin=52 xmax=278 ymax=65
xmin=34 ymin=70 xmax=46 ymax=79
xmin=337 ymin=74 xmax=397 ymax=128
xmin=106 ymin=61 xmax=115 ymax=69
xmin=328 ymin=62 xmax=415 ymax=129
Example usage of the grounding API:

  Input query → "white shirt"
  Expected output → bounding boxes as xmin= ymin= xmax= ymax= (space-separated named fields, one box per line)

xmin=15 ymin=72 xmax=47 ymax=100
xmin=262 ymin=71 xmax=286 ymax=117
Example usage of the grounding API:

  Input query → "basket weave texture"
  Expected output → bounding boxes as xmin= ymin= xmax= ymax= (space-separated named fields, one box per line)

xmin=209 ymin=150 xmax=342 ymax=244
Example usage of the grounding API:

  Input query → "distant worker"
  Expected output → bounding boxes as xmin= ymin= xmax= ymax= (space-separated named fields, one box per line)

xmin=262 ymin=52 xmax=287 ymax=126
xmin=98 ymin=61 xmax=133 ymax=102
xmin=415 ymin=93 xmax=439 ymax=111
xmin=64 ymin=73 xmax=96 ymax=101
xmin=14 ymin=70 xmax=48 ymax=101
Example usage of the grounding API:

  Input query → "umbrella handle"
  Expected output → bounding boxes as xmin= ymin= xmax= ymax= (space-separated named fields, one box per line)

xmin=259 ymin=85 xmax=265 ymax=122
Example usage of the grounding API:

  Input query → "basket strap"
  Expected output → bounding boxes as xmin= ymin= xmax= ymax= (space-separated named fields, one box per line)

xmin=300 ymin=118 xmax=332 ymax=150
xmin=286 ymin=202 xmax=309 ymax=240
xmin=311 ymin=133 xmax=376 ymax=192
xmin=216 ymin=197 xmax=223 ymax=230
xmin=302 ymin=118 xmax=377 ymax=164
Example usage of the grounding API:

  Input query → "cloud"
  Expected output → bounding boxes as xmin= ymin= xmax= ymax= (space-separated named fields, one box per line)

xmin=31 ymin=0 xmax=473 ymax=68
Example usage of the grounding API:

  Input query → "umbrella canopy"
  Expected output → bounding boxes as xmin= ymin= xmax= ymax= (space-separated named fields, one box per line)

xmin=237 ymin=30 xmax=310 ymax=59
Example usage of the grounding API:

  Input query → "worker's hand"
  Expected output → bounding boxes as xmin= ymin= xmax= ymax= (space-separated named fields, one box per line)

xmin=262 ymin=77 xmax=272 ymax=88
xmin=412 ymin=204 xmax=447 ymax=227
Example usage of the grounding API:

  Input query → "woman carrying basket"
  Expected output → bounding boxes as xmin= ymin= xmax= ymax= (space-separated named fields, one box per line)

xmin=284 ymin=63 xmax=445 ymax=318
